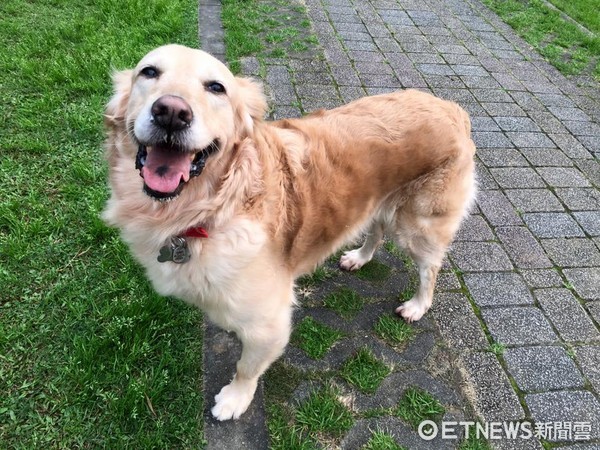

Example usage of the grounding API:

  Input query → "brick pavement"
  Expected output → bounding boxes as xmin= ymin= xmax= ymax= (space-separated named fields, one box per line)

xmin=200 ymin=0 xmax=600 ymax=448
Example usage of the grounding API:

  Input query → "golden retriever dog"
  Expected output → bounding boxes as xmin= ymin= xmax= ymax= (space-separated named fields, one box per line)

xmin=102 ymin=44 xmax=476 ymax=421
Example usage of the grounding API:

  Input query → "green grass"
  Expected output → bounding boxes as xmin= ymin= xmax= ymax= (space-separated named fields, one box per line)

xmin=374 ymin=314 xmax=416 ymax=347
xmin=0 ymin=0 xmax=205 ymax=447
xmin=362 ymin=431 xmax=407 ymax=450
xmin=323 ymin=287 xmax=365 ymax=318
xmin=291 ymin=317 xmax=344 ymax=359
xmin=486 ymin=342 xmax=507 ymax=356
xmin=221 ymin=0 xmax=320 ymax=73
xmin=547 ymin=0 xmax=600 ymax=34
xmin=356 ymin=260 xmax=393 ymax=283
xmin=482 ymin=0 xmax=600 ymax=78
xmin=340 ymin=348 xmax=391 ymax=394
xmin=297 ymin=265 xmax=334 ymax=289
xmin=295 ymin=385 xmax=354 ymax=438
xmin=395 ymin=387 xmax=445 ymax=429
xmin=267 ymin=404 xmax=316 ymax=450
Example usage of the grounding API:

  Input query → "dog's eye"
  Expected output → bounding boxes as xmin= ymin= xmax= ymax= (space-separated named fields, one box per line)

xmin=206 ymin=82 xmax=226 ymax=94
xmin=140 ymin=66 xmax=160 ymax=79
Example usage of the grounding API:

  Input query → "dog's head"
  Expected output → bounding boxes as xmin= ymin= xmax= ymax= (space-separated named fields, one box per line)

xmin=105 ymin=44 xmax=267 ymax=201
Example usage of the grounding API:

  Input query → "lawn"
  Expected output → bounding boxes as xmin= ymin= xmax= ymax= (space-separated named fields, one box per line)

xmin=482 ymin=0 xmax=600 ymax=79
xmin=0 ymin=0 xmax=206 ymax=447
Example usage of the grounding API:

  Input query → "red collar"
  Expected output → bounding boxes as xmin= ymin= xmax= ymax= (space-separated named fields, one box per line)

xmin=181 ymin=226 xmax=209 ymax=238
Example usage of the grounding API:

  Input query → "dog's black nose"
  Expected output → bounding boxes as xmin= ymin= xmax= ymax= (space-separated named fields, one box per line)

xmin=151 ymin=95 xmax=193 ymax=132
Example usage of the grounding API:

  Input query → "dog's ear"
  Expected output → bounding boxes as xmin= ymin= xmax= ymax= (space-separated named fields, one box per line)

xmin=105 ymin=69 xmax=133 ymax=126
xmin=234 ymin=77 xmax=267 ymax=138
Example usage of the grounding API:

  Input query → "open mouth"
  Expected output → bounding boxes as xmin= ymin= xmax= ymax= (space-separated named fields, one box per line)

xmin=135 ymin=139 xmax=219 ymax=200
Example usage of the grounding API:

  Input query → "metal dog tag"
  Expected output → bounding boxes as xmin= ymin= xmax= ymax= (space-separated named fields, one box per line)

xmin=157 ymin=236 xmax=191 ymax=264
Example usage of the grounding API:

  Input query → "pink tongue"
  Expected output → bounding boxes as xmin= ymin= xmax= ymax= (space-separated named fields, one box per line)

xmin=141 ymin=147 xmax=192 ymax=193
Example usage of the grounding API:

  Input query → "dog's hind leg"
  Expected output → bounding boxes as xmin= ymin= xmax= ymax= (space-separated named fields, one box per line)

xmin=211 ymin=295 xmax=292 ymax=421
xmin=339 ymin=219 xmax=385 ymax=271
xmin=394 ymin=236 xmax=445 ymax=322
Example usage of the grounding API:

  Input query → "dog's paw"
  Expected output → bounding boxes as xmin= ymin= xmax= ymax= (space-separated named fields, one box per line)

xmin=339 ymin=249 xmax=369 ymax=271
xmin=395 ymin=298 xmax=428 ymax=322
xmin=211 ymin=379 xmax=256 ymax=421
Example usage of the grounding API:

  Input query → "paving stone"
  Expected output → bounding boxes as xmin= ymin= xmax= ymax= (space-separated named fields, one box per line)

xmin=494 ymin=116 xmax=540 ymax=132
xmin=496 ymin=226 xmax=553 ymax=269
xmin=563 ymin=268 xmax=600 ymax=301
xmin=574 ymin=159 xmax=600 ymax=187
xmin=435 ymin=271 xmax=462 ymax=291
xmin=329 ymin=65 xmax=362 ymax=87
xmin=575 ymin=346 xmax=600 ymax=393
xmin=554 ymin=188 xmax=600 ymax=211
xmin=541 ymin=238 xmax=600 ymax=267
xmin=526 ymin=391 xmax=600 ymax=441
xmin=472 ymin=88 xmax=513 ymax=103
xmin=548 ymin=106 xmax=590 ymax=122
xmin=430 ymin=293 xmax=489 ymax=351
xmin=491 ymin=72 xmax=526 ymax=91
xmin=459 ymin=352 xmax=525 ymax=422
xmin=470 ymin=117 xmax=502 ymax=132
xmin=477 ymin=148 xmax=529 ymax=167
xmin=476 ymin=189 xmax=523 ymax=225
xmin=505 ymin=189 xmax=564 ymax=213
xmin=481 ymin=306 xmax=558 ymax=345
xmin=521 ymin=269 xmax=564 ymax=288
xmin=450 ymin=242 xmax=514 ymax=272
xmin=353 ymin=60 xmax=392 ymax=75
xmin=523 ymin=213 xmax=585 ymax=238
xmin=536 ymin=167 xmax=592 ymax=188
xmin=472 ymin=131 xmax=513 ymax=148
xmin=271 ymin=105 xmax=302 ymax=120
xmin=520 ymin=148 xmax=573 ymax=167
xmin=506 ymin=131 xmax=555 ymax=148
xmin=554 ymin=444 xmax=600 ymax=450
xmin=464 ymin=272 xmax=534 ymax=307
xmin=461 ymin=75 xmax=503 ymax=89
xmin=454 ymin=214 xmax=495 ymax=241
xmin=587 ymin=302 xmax=600 ymax=324
xmin=337 ymin=86 xmax=366 ymax=104
xmin=527 ymin=110 xmax=569 ymax=134
xmin=535 ymin=288 xmax=600 ymax=342
xmin=564 ymin=120 xmax=600 ymax=137
xmin=548 ymin=133 xmax=594 ymax=160
xmin=490 ymin=168 xmax=546 ymax=189
xmin=504 ymin=346 xmax=584 ymax=392
xmin=573 ymin=211 xmax=600 ymax=236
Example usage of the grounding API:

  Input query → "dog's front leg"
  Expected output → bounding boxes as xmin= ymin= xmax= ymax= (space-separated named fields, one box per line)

xmin=211 ymin=306 xmax=292 ymax=421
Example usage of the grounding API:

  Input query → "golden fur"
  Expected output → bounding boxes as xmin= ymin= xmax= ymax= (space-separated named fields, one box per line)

xmin=102 ymin=44 xmax=476 ymax=420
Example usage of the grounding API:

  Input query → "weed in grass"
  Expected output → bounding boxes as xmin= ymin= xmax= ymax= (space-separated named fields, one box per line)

xmin=323 ymin=287 xmax=364 ymax=318
xmin=296 ymin=385 xmax=354 ymax=438
xmin=340 ymin=348 xmax=391 ymax=394
xmin=291 ymin=317 xmax=344 ymax=359
xmin=374 ymin=314 xmax=415 ymax=347
xmin=395 ymin=387 xmax=445 ymax=429
xmin=486 ymin=342 xmax=506 ymax=356
xmin=267 ymin=404 xmax=315 ymax=450
xmin=356 ymin=260 xmax=392 ymax=283
xmin=362 ymin=430 xmax=408 ymax=450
